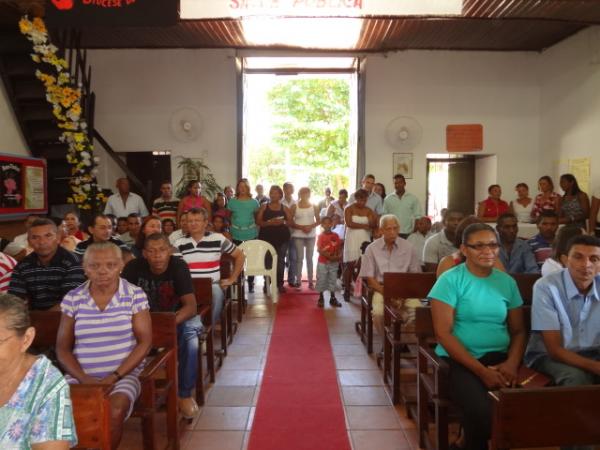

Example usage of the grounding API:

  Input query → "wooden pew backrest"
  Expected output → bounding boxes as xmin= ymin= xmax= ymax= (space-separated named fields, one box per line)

xmin=490 ymin=385 xmax=600 ymax=449
xmin=383 ymin=272 xmax=437 ymax=299
xmin=511 ymin=273 xmax=540 ymax=305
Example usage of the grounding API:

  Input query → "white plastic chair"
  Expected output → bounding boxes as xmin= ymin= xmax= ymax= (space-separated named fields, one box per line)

xmin=238 ymin=240 xmax=279 ymax=303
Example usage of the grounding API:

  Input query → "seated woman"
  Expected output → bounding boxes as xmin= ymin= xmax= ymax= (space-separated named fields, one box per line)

xmin=532 ymin=175 xmax=561 ymax=219
xmin=56 ymin=242 xmax=152 ymax=450
xmin=477 ymin=184 xmax=509 ymax=223
xmin=0 ymin=293 xmax=77 ymax=449
xmin=162 ymin=218 xmax=176 ymax=237
xmin=64 ymin=211 xmax=88 ymax=241
xmin=436 ymin=215 xmax=505 ymax=277
xmin=132 ymin=215 xmax=162 ymax=258
xmin=429 ymin=223 xmax=526 ymax=450
xmin=509 ymin=182 xmax=533 ymax=223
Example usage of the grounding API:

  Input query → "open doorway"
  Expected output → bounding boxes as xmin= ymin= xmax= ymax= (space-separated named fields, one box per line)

xmin=241 ymin=57 xmax=358 ymax=205
xmin=426 ymin=154 xmax=476 ymax=221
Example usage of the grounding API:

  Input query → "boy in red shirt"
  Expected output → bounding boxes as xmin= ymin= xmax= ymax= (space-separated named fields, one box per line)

xmin=316 ymin=216 xmax=342 ymax=308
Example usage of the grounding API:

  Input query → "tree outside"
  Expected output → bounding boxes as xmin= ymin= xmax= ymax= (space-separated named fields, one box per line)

xmin=246 ymin=75 xmax=352 ymax=200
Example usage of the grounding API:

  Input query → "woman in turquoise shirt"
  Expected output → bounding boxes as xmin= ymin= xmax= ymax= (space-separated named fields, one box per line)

xmin=429 ymin=223 xmax=526 ymax=450
xmin=227 ymin=179 xmax=260 ymax=292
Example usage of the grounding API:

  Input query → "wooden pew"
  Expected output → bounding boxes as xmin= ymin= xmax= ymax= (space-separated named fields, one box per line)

xmin=30 ymin=310 xmax=180 ymax=450
xmin=510 ymin=273 xmax=540 ymax=305
xmin=490 ymin=385 xmax=600 ymax=449
xmin=192 ymin=278 xmax=219 ymax=406
xmin=355 ymin=279 xmax=374 ymax=354
xmin=383 ymin=272 xmax=437 ymax=406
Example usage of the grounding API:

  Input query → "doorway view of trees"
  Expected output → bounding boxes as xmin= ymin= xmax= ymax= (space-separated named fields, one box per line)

xmin=244 ymin=71 xmax=356 ymax=200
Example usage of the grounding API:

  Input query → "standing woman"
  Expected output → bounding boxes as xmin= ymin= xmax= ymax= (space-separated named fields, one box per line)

xmin=326 ymin=189 xmax=348 ymax=222
xmin=257 ymin=185 xmax=292 ymax=292
xmin=212 ymin=192 xmax=231 ymax=221
xmin=227 ymin=179 xmax=260 ymax=292
xmin=343 ymin=189 xmax=376 ymax=302
xmin=531 ymin=175 xmax=561 ymax=219
xmin=509 ymin=183 xmax=533 ymax=223
xmin=290 ymin=187 xmax=320 ymax=290
xmin=0 ymin=294 xmax=77 ymax=449
xmin=477 ymin=184 xmax=509 ymax=223
xmin=559 ymin=173 xmax=590 ymax=229
xmin=177 ymin=180 xmax=212 ymax=224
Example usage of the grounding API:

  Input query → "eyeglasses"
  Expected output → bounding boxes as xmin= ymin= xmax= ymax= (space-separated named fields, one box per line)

xmin=464 ymin=242 xmax=500 ymax=251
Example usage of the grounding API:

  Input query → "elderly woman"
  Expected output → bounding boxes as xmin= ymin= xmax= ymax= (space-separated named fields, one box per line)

xmin=0 ymin=294 xmax=76 ymax=449
xmin=429 ymin=223 xmax=526 ymax=450
xmin=56 ymin=242 xmax=152 ymax=450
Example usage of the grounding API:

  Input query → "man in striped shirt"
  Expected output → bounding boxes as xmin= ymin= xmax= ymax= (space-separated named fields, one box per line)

xmin=0 ymin=251 xmax=17 ymax=293
xmin=174 ymin=207 xmax=245 ymax=325
xmin=9 ymin=218 xmax=86 ymax=310
xmin=152 ymin=181 xmax=179 ymax=223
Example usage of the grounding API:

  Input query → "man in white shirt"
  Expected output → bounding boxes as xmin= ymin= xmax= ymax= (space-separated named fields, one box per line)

xmin=407 ymin=216 xmax=434 ymax=268
xmin=423 ymin=209 xmax=464 ymax=272
xmin=349 ymin=174 xmax=383 ymax=216
xmin=11 ymin=214 xmax=39 ymax=250
xmin=104 ymin=178 xmax=149 ymax=218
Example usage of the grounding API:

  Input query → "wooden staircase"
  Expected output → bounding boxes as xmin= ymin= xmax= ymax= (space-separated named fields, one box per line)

xmin=0 ymin=26 xmax=72 ymax=207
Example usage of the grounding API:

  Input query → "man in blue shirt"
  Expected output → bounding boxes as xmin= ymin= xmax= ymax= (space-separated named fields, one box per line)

xmin=496 ymin=213 xmax=538 ymax=273
xmin=527 ymin=210 xmax=559 ymax=269
xmin=525 ymin=234 xmax=600 ymax=387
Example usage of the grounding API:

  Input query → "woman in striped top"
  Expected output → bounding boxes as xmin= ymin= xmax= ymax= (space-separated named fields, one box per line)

xmin=56 ymin=242 xmax=152 ymax=450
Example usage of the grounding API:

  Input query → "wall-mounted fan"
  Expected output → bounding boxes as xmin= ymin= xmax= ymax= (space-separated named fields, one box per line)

xmin=169 ymin=107 xmax=202 ymax=142
xmin=384 ymin=116 xmax=423 ymax=150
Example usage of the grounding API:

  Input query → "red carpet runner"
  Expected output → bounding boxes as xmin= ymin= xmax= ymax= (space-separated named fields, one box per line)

xmin=248 ymin=289 xmax=352 ymax=450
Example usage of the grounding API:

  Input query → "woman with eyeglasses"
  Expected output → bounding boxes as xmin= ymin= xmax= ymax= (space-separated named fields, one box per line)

xmin=436 ymin=216 xmax=505 ymax=277
xmin=429 ymin=223 xmax=526 ymax=450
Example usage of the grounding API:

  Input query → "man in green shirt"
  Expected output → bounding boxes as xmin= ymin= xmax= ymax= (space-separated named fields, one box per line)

xmin=383 ymin=174 xmax=423 ymax=238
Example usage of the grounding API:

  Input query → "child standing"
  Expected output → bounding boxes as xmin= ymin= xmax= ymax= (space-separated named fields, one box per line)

xmin=316 ymin=216 xmax=342 ymax=308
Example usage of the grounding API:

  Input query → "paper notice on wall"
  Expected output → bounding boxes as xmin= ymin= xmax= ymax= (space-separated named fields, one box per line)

xmin=553 ymin=157 xmax=591 ymax=194
xmin=569 ymin=158 xmax=591 ymax=194
xmin=25 ymin=166 xmax=44 ymax=210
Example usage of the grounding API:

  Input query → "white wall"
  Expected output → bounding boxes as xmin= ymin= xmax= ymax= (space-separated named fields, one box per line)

xmin=88 ymin=48 xmax=238 ymax=192
xmin=365 ymin=51 xmax=541 ymax=207
xmin=539 ymin=27 xmax=600 ymax=196
xmin=0 ymin=82 xmax=29 ymax=156
xmin=474 ymin=155 xmax=497 ymax=208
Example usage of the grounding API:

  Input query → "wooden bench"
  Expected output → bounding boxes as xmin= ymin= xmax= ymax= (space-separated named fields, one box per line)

xmin=355 ymin=279 xmax=374 ymax=354
xmin=383 ymin=272 xmax=437 ymax=405
xmin=30 ymin=310 xmax=180 ymax=450
xmin=490 ymin=385 xmax=600 ymax=449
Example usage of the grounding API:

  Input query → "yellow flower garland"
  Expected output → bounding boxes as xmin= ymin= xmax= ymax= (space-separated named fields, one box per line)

xmin=19 ymin=16 xmax=105 ymax=210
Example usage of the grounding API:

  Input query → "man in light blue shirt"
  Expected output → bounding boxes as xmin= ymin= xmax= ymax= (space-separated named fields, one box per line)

xmin=525 ymin=234 xmax=600 ymax=388
xmin=348 ymin=174 xmax=384 ymax=216
xmin=383 ymin=174 xmax=422 ymax=237
xmin=496 ymin=213 xmax=538 ymax=273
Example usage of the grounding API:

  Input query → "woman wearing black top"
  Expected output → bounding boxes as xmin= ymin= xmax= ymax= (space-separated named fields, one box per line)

xmin=257 ymin=185 xmax=292 ymax=292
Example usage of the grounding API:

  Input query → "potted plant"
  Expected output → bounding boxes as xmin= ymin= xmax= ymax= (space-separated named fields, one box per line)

xmin=174 ymin=157 xmax=222 ymax=200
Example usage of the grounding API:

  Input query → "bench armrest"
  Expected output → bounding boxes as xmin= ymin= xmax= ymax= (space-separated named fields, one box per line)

xmin=139 ymin=348 xmax=174 ymax=381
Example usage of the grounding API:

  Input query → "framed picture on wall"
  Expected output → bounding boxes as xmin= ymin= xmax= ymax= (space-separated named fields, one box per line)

xmin=393 ymin=153 xmax=413 ymax=179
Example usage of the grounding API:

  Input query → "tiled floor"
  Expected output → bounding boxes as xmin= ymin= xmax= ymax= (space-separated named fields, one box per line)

xmin=119 ymin=284 xmax=420 ymax=449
